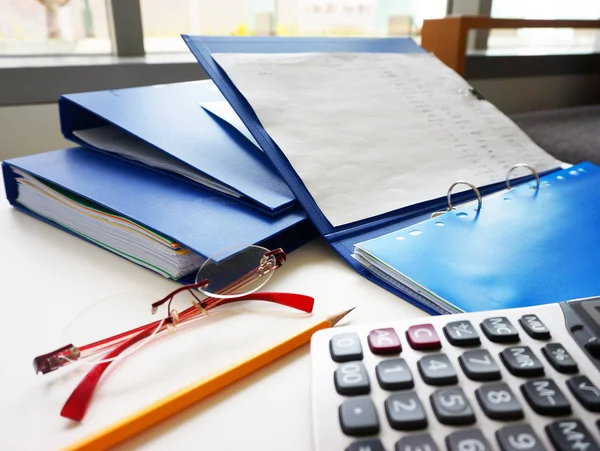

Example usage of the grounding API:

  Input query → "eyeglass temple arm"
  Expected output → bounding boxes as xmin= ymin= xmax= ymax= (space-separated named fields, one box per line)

xmin=59 ymin=291 xmax=314 ymax=422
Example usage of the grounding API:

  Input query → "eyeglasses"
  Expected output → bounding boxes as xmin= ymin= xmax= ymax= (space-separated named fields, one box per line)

xmin=32 ymin=245 xmax=314 ymax=421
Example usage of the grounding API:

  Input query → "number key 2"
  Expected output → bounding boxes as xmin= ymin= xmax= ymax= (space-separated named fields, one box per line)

xmin=481 ymin=317 xmax=520 ymax=343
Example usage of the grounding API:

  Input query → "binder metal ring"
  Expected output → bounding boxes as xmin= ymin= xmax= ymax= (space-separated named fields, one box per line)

xmin=446 ymin=181 xmax=482 ymax=212
xmin=506 ymin=163 xmax=540 ymax=190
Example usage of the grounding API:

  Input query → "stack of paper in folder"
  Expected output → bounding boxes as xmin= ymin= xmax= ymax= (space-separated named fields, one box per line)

xmin=173 ymin=35 xmax=600 ymax=314
xmin=2 ymin=80 xmax=315 ymax=282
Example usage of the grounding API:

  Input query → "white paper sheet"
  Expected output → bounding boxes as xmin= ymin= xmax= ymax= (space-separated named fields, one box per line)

xmin=213 ymin=52 xmax=560 ymax=227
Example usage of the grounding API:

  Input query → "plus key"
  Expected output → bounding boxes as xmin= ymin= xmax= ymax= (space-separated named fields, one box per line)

xmin=368 ymin=328 xmax=402 ymax=355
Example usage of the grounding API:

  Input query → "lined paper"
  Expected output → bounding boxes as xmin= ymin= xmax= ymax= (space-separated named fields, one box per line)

xmin=213 ymin=52 xmax=559 ymax=226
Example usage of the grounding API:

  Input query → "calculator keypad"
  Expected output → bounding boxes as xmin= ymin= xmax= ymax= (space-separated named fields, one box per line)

xmin=417 ymin=354 xmax=457 ymax=386
xmin=521 ymin=379 xmax=572 ymax=416
xmin=542 ymin=343 xmax=579 ymax=374
xmin=545 ymin=420 xmax=600 ymax=451
xmin=330 ymin=333 xmax=363 ymax=362
xmin=430 ymin=387 xmax=476 ymax=425
xmin=395 ymin=434 xmax=438 ymax=451
xmin=334 ymin=362 xmax=370 ymax=396
xmin=446 ymin=429 xmax=492 ymax=451
xmin=500 ymin=346 xmax=545 ymax=377
xmin=475 ymin=382 xmax=524 ymax=420
xmin=375 ymin=358 xmax=413 ymax=390
xmin=406 ymin=324 xmax=442 ymax=350
xmin=384 ymin=391 xmax=427 ymax=430
xmin=481 ymin=317 xmax=520 ymax=343
xmin=496 ymin=424 xmax=546 ymax=451
xmin=443 ymin=320 xmax=480 ymax=347
xmin=313 ymin=303 xmax=600 ymax=451
xmin=459 ymin=349 xmax=502 ymax=381
xmin=567 ymin=376 xmax=600 ymax=412
xmin=367 ymin=328 xmax=402 ymax=355
xmin=519 ymin=314 xmax=551 ymax=340
xmin=339 ymin=396 xmax=379 ymax=436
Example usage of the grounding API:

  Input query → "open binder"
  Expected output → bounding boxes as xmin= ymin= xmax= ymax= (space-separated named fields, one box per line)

xmin=179 ymin=35 xmax=595 ymax=315
xmin=59 ymin=80 xmax=295 ymax=215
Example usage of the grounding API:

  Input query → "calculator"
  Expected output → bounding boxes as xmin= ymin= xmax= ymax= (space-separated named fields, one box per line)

xmin=310 ymin=297 xmax=600 ymax=451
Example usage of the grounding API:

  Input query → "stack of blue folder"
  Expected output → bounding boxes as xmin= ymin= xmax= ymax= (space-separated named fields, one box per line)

xmin=2 ymin=79 xmax=316 ymax=283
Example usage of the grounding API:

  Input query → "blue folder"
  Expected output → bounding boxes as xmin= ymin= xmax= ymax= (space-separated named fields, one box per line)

xmin=2 ymin=148 xmax=315 ymax=283
xmin=59 ymin=80 xmax=295 ymax=215
xmin=181 ymin=35 xmax=564 ymax=315
xmin=355 ymin=162 xmax=600 ymax=313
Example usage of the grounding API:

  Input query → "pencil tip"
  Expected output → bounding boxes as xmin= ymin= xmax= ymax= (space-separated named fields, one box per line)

xmin=328 ymin=307 xmax=355 ymax=326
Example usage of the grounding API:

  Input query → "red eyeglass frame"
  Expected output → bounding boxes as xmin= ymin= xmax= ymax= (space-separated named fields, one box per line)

xmin=32 ymin=248 xmax=315 ymax=422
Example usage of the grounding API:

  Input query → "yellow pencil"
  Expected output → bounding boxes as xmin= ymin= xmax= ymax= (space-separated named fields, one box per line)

xmin=62 ymin=308 xmax=354 ymax=451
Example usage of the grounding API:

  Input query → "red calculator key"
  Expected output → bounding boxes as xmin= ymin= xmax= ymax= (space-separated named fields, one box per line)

xmin=406 ymin=324 xmax=442 ymax=350
xmin=367 ymin=328 xmax=402 ymax=355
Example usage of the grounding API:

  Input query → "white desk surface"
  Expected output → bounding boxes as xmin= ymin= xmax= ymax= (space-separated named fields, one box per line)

xmin=0 ymin=170 xmax=428 ymax=451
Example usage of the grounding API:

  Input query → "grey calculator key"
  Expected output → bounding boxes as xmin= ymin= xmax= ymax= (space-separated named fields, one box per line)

xmin=542 ymin=343 xmax=578 ymax=374
xmin=417 ymin=354 xmax=458 ymax=386
xmin=335 ymin=361 xmax=370 ymax=396
xmin=546 ymin=420 xmax=600 ymax=451
xmin=430 ymin=387 xmax=476 ymax=425
xmin=481 ymin=317 xmax=520 ymax=343
xmin=376 ymin=358 xmax=414 ymax=390
xmin=446 ymin=429 xmax=492 ymax=451
xmin=476 ymin=382 xmax=524 ymax=420
xmin=346 ymin=439 xmax=384 ymax=451
xmin=330 ymin=333 xmax=363 ymax=363
xmin=443 ymin=320 xmax=481 ymax=346
xmin=496 ymin=424 xmax=547 ymax=451
xmin=521 ymin=379 xmax=572 ymax=416
xmin=567 ymin=375 xmax=600 ymax=412
xmin=339 ymin=396 xmax=379 ymax=436
xmin=459 ymin=349 xmax=502 ymax=381
xmin=396 ymin=434 xmax=439 ymax=451
xmin=500 ymin=346 xmax=545 ymax=377
xmin=519 ymin=314 xmax=551 ymax=340
xmin=384 ymin=391 xmax=427 ymax=431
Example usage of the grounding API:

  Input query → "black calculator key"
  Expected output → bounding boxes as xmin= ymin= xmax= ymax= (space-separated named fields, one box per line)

xmin=335 ymin=362 xmax=370 ymax=396
xmin=430 ymin=387 xmax=476 ymax=425
xmin=481 ymin=317 xmax=520 ymax=343
xmin=500 ymin=346 xmax=545 ymax=377
xmin=446 ymin=429 xmax=492 ymax=451
xmin=330 ymin=333 xmax=363 ymax=362
xmin=521 ymin=379 xmax=572 ymax=416
xmin=519 ymin=314 xmax=551 ymax=340
xmin=542 ymin=343 xmax=578 ymax=374
xmin=339 ymin=396 xmax=379 ymax=436
xmin=417 ymin=354 xmax=457 ymax=386
xmin=443 ymin=320 xmax=481 ymax=346
xmin=567 ymin=376 xmax=600 ymax=412
xmin=376 ymin=358 xmax=414 ymax=390
xmin=496 ymin=424 xmax=546 ymax=451
xmin=546 ymin=420 xmax=600 ymax=451
xmin=396 ymin=434 xmax=439 ymax=451
xmin=476 ymin=382 xmax=524 ymax=420
xmin=385 ymin=391 xmax=427 ymax=431
xmin=346 ymin=439 xmax=385 ymax=451
xmin=459 ymin=349 xmax=502 ymax=381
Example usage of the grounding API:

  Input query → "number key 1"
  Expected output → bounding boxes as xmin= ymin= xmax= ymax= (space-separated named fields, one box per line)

xmin=496 ymin=424 xmax=546 ymax=451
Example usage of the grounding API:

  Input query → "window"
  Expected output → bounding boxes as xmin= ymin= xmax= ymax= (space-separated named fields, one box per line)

xmin=0 ymin=0 xmax=112 ymax=55
xmin=488 ymin=0 xmax=600 ymax=53
xmin=140 ymin=0 xmax=447 ymax=53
